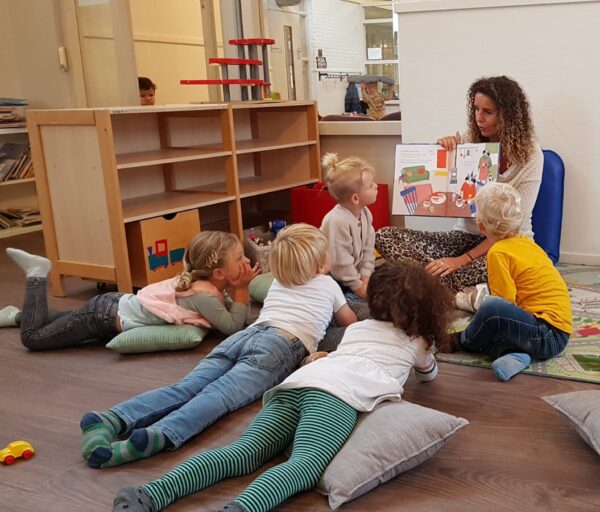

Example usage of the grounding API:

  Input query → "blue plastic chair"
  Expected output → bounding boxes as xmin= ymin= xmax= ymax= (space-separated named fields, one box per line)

xmin=531 ymin=150 xmax=565 ymax=264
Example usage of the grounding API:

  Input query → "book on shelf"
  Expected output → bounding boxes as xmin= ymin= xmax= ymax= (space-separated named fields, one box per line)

xmin=0 ymin=98 xmax=28 ymax=106
xmin=0 ymin=208 xmax=41 ymax=228
xmin=392 ymin=142 xmax=500 ymax=218
xmin=0 ymin=142 xmax=33 ymax=182
xmin=0 ymin=101 xmax=27 ymax=129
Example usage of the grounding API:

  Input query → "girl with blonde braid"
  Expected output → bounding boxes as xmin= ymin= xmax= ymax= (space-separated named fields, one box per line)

xmin=1 ymin=230 xmax=257 ymax=350
xmin=80 ymin=224 xmax=357 ymax=468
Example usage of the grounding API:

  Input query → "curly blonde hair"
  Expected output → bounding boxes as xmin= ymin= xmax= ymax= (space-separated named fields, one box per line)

xmin=466 ymin=76 xmax=535 ymax=166
xmin=268 ymin=223 xmax=328 ymax=287
xmin=475 ymin=182 xmax=524 ymax=239
xmin=175 ymin=231 xmax=240 ymax=291
xmin=322 ymin=152 xmax=375 ymax=202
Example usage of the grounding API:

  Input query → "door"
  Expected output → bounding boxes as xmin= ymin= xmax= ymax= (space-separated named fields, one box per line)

xmin=265 ymin=7 xmax=305 ymax=100
xmin=283 ymin=25 xmax=297 ymax=100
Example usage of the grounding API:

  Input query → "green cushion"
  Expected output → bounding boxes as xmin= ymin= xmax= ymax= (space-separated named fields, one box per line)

xmin=249 ymin=272 xmax=275 ymax=304
xmin=106 ymin=324 xmax=209 ymax=354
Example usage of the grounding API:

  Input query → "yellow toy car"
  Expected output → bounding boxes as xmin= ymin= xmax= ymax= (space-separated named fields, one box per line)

xmin=0 ymin=440 xmax=35 ymax=465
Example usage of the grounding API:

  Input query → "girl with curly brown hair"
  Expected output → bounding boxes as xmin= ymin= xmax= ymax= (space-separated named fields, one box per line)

xmin=376 ymin=75 xmax=543 ymax=300
xmin=112 ymin=261 xmax=453 ymax=512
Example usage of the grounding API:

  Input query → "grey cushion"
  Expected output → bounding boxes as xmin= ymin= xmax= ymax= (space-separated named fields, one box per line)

xmin=543 ymin=390 xmax=600 ymax=456
xmin=317 ymin=400 xmax=469 ymax=509
xmin=106 ymin=324 xmax=208 ymax=354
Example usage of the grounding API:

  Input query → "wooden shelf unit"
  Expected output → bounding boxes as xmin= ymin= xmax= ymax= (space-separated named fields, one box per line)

xmin=27 ymin=101 xmax=320 ymax=295
xmin=0 ymin=128 xmax=41 ymax=238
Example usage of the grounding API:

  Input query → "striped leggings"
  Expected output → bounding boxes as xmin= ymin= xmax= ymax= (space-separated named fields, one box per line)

xmin=144 ymin=389 xmax=358 ymax=512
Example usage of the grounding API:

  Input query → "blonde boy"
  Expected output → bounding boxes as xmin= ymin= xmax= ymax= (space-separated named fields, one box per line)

xmin=320 ymin=153 xmax=378 ymax=299
xmin=82 ymin=223 xmax=356 ymax=469
xmin=453 ymin=183 xmax=572 ymax=381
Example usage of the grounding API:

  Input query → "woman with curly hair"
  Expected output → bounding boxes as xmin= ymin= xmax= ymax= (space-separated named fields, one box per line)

xmin=112 ymin=262 xmax=453 ymax=512
xmin=376 ymin=75 xmax=543 ymax=301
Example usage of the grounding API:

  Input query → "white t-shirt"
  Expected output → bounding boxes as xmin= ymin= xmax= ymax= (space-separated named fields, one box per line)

xmin=252 ymin=274 xmax=347 ymax=353
xmin=263 ymin=319 xmax=437 ymax=411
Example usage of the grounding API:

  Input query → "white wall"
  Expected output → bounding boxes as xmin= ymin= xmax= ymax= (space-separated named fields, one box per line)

xmin=396 ymin=1 xmax=600 ymax=264
xmin=306 ymin=0 xmax=365 ymax=115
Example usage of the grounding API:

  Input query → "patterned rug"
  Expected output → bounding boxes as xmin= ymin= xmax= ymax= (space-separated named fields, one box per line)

xmin=437 ymin=264 xmax=600 ymax=384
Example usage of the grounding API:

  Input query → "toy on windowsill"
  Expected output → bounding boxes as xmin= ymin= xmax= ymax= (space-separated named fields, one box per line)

xmin=0 ymin=440 xmax=35 ymax=465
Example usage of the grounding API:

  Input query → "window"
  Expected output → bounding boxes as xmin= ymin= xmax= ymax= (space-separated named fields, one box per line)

xmin=363 ymin=2 xmax=398 ymax=99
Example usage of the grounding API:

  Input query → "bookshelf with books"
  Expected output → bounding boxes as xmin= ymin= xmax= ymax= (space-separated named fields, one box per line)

xmin=0 ymin=123 xmax=41 ymax=239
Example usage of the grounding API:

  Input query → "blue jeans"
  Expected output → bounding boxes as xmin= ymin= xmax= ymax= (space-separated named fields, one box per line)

xmin=20 ymin=277 xmax=122 ymax=350
xmin=461 ymin=296 xmax=570 ymax=361
xmin=111 ymin=325 xmax=307 ymax=448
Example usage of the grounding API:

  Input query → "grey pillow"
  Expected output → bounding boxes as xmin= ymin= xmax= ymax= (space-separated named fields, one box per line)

xmin=543 ymin=390 xmax=600 ymax=456
xmin=317 ymin=400 xmax=469 ymax=509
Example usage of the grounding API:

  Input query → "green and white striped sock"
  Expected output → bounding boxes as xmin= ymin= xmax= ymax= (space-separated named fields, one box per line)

xmin=81 ymin=410 xmax=123 ymax=461
xmin=101 ymin=427 xmax=168 ymax=468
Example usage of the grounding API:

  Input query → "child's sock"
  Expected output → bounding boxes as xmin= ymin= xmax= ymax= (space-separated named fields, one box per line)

xmin=491 ymin=353 xmax=531 ymax=382
xmin=80 ymin=410 xmax=123 ymax=462
xmin=97 ymin=427 xmax=169 ymax=468
xmin=6 ymin=248 xmax=52 ymax=278
xmin=113 ymin=486 xmax=158 ymax=512
xmin=0 ymin=305 xmax=20 ymax=327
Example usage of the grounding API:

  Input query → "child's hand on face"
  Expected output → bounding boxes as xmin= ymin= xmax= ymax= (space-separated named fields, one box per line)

xmin=230 ymin=262 xmax=260 ymax=289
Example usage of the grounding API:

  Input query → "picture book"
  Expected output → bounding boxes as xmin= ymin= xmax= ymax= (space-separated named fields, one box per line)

xmin=391 ymin=142 xmax=500 ymax=218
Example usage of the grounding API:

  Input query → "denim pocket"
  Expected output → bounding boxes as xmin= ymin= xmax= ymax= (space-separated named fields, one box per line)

xmin=248 ymin=334 xmax=289 ymax=372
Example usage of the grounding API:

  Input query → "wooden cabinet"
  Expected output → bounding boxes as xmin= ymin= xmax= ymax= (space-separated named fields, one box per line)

xmin=0 ymin=128 xmax=42 ymax=239
xmin=27 ymin=101 xmax=320 ymax=296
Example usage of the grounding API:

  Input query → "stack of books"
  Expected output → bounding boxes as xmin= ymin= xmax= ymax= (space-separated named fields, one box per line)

xmin=0 ymin=207 xmax=41 ymax=230
xmin=0 ymin=142 xmax=33 ymax=182
xmin=0 ymin=98 xmax=28 ymax=129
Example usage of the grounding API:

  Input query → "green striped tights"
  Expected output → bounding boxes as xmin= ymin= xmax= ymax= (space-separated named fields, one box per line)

xmin=113 ymin=388 xmax=358 ymax=512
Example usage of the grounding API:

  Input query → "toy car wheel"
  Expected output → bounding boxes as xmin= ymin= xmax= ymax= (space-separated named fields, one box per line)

xmin=4 ymin=455 xmax=15 ymax=465
xmin=22 ymin=450 xmax=33 ymax=460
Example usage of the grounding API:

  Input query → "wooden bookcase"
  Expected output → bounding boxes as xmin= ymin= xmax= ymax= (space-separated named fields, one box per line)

xmin=26 ymin=101 xmax=320 ymax=295
xmin=0 ymin=128 xmax=42 ymax=239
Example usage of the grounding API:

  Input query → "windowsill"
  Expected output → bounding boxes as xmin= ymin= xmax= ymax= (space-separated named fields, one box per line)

xmin=319 ymin=121 xmax=401 ymax=136
xmin=393 ymin=0 xmax=596 ymax=13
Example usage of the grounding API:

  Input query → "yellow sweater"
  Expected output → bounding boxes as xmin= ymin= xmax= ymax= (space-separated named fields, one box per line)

xmin=487 ymin=236 xmax=572 ymax=334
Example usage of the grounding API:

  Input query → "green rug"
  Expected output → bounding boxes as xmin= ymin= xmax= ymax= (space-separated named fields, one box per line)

xmin=437 ymin=264 xmax=600 ymax=384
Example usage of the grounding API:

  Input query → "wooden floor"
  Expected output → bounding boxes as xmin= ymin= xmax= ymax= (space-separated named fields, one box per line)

xmin=1 ymin=232 xmax=599 ymax=512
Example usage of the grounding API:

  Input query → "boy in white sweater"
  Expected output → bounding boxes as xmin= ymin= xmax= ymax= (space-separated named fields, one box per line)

xmin=320 ymin=153 xmax=378 ymax=300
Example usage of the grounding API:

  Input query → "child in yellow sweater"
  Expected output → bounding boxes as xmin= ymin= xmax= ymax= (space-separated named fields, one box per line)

xmin=451 ymin=182 xmax=572 ymax=381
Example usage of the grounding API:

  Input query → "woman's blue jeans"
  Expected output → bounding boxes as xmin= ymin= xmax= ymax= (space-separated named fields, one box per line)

xmin=111 ymin=324 xmax=307 ymax=448
xmin=461 ymin=296 xmax=569 ymax=361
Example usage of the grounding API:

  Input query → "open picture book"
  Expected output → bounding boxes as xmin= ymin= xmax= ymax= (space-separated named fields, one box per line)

xmin=392 ymin=142 xmax=500 ymax=217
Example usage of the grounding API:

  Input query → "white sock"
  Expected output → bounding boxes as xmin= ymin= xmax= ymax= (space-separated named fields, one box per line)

xmin=0 ymin=305 xmax=20 ymax=327
xmin=6 ymin=248 xmax=51 ymax=278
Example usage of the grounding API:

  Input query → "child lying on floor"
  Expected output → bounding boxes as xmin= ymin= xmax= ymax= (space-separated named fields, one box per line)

xmin=0 ymin=231 xmax=258 ymax=350
xmin=81 ymin=223 xmax=357 ymax=468
xmin=112 ymin=261 xmax=453 ymax=512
